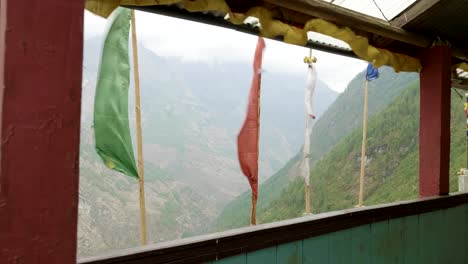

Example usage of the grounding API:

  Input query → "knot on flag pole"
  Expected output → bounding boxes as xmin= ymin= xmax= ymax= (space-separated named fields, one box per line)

xmin=303 ymin=56 xmax=317 ymax=64
xmin=304 ymin=47 xmax=317 ymax=65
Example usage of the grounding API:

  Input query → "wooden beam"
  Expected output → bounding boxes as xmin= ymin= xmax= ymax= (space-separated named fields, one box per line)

xmin=452 ymin=78 xmax=468 ymax=91
xmin=263 ymin=0 xmax=432 ymax=48
xmin=391 ymin=0 xmax=445 ymax=28
xmin=453 ymin=48 xmax=468 ymax=62
xmin=419 ymin=46 xmax=451 ymax=197
xmin=0 ymin=0 xmax=83 ymax=263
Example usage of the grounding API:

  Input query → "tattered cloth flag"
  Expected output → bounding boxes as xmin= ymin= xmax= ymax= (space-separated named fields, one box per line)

xmin=366 ymin=63 xmax=379 ymax=81
xmin=302 ymin=62 xmax=318 ymax=186
xmin=93 ymin=7 xmax=139 ymax=178
xmin=237 ymin=37 xmax=266 ymax=203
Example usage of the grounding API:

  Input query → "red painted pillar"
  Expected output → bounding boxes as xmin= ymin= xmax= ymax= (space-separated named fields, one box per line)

xmin=419 ymin=45 xmax=451 ymax=197
xmin=0 ymin=0 xmax=83 ymax=263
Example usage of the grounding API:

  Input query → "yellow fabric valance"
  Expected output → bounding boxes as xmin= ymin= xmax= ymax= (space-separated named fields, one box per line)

xmin=85 ymin=0 xmax=422 ymax=72
xmin=456 ymin=62 xmax=468 ymax=72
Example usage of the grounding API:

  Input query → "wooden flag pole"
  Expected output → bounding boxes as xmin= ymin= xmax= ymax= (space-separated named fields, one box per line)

xmin=304 ymin=48 xmax=314 ymax=215
xmin=465 ymin=93 xmax=468 ymax=169
xmin=306 ymin=49 xmax=312 ymax=215
xmin=251 ymin=56 xmax=263 ymax=226
xmin=358 ymin=80 xmax=369 ymax=207
xmin=305 ymin=184 xmax=311 ymax=214
xmin=131 ymin=10 xmax=147 ymax=245
xmin=250 ymin=195 xmax=257 ymax=225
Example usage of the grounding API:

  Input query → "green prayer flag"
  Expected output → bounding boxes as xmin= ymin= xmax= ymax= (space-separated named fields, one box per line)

xmin=93 ymin=7 xmax=138 ymax=178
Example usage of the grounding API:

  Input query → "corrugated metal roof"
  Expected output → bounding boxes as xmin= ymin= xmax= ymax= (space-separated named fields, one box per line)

xmin=457 ymin=69 xmax=468 ymax=79
xmin=321 ymin=0 xmax=417 ymax=21
xmin=244 ymin=17 xmax=352 ymax=50
xmin=244 ymin=17 xmax=353 ymax=51
xmin=308 ymin=32 xmax=351 ymax=50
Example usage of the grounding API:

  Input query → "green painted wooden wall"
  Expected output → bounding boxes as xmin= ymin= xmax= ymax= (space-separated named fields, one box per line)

xmin=209 ymin=204 xmax=468 ymax=264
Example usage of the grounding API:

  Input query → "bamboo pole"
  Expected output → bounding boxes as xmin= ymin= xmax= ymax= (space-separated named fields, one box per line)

xmin=251 ymin=54 xmax=262 ymax=226
xmin=131 ymin=10 xmax=147 ymax=245
xmin=305 ymin=184 xmax=311 ymax=214
xmin=465 ymin=93 xmax=468 ymax=169
xmin=304 ymin=48 xmax=313 ymax=215
xmin=358 ymin=80 xmax=369 ymax=207
xmin=250 ymin=195 xmax=257 ymax=225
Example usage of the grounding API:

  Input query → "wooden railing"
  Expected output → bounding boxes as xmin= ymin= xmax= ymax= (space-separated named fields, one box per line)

xmin=79 ymin=192 xmax=468 ymax=264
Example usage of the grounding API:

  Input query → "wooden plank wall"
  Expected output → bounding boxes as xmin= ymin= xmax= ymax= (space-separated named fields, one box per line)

xmin=209 ymin=203 xmax=468 ymax=264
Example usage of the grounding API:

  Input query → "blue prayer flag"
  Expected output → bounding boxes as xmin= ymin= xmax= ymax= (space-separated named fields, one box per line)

xmin=366 ymin=63 xmax=379 ymax=81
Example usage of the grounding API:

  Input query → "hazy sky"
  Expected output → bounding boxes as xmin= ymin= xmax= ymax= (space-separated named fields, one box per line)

xmin=84 ymin=10 xmax=367 ymax=93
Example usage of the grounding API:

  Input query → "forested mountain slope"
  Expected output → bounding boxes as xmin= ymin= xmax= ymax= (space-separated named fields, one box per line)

xmin=216 ymin=67 xmax=418 ymax=230
xmin=217 ymin=82 xmax=465 ymax=229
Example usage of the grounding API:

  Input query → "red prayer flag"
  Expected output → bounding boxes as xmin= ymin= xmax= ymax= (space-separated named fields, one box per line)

xmin=237 ymin=37 xmax=265 ymax=201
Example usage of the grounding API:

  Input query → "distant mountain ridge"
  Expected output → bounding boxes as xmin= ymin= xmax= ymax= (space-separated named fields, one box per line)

xmin=78 ymin=37 xmax=338 ymax=257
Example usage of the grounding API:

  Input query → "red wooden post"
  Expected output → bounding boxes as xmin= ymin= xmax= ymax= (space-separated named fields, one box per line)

xmin=419 ymin=45 xmax=451 ymax=197
xmin=0 ymin=0 xmax=83 ymax=263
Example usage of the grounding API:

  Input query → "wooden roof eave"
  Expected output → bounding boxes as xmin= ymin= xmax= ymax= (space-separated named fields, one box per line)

xmin=264 ymin=0 xmax=431 ymax=48
xmin=127 ymin=4 xmax=358 ymax=59
xmin=265 ymin=0 xmax=468 ymax=63
xmin=452 ymin=77 xmax=468 ymax=91
xmin=391 ymin=0 xmax=445 ymax=28
xmin=125 ymin=0 xmax=468 ymax=68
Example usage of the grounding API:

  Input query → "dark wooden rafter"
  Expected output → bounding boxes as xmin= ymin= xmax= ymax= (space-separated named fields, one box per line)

xmin=388 ymin=0 xmax=468 ymax=61
xmin=452 ymin=78 xmax=468 ymax=91
xmin=263 ymin=0 xmax=468 ymax=62
xmin=391 ymin=0 xmax=445 ymax=28
xmin=263 ymin=0 xmax=431 ymax=48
